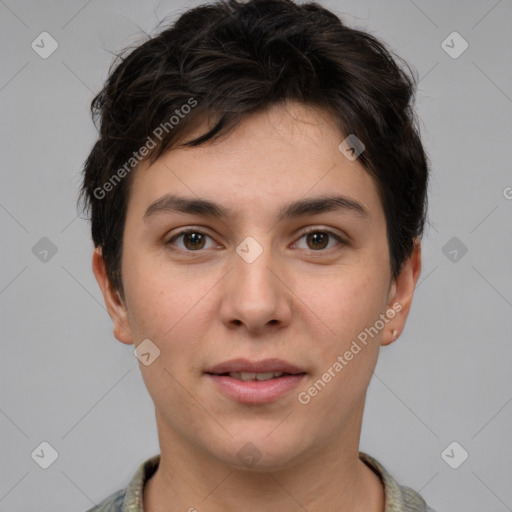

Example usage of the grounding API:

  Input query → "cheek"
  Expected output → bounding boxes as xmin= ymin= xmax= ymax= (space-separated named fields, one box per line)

xmin=297 ymin=262 xmax=389 ymax=348
xmin=123 ymin=252 xmax=176 ymax=331
xmin=293 ymin=268 xmax=387 ymax=430
xmin=122 ymin=256 xmax=215 ymax=354
xmin=123 ymin=262 xmax=210 ymax=403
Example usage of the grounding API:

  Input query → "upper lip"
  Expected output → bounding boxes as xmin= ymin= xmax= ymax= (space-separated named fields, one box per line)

xmin=206 ymin=358 xmax=306 ymax=375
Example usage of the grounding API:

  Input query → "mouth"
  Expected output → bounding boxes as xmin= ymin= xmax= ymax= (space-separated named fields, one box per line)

xmin=205 ymin=357 xmax=306 ymax=376
xmin=212 ymin=371 xmax=298 ymax=381
xmin=205 ymin=358 xmax=307 ymax=404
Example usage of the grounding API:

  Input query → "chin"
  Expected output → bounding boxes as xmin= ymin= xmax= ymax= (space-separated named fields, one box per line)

xmin=211 ymin=428 xmax=310 ymax=472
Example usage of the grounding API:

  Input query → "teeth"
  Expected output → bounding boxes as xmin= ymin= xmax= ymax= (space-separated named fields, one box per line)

xmin=255 ymin=372 xmax=283 ymax=381
xmin=229 ymin=371 xmax=284 ymax=381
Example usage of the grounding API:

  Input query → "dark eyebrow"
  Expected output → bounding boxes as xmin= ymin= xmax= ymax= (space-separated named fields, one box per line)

xmin=278 ymin=194 xmax=369 ymax=221
xmin=143 ymin=194 xmax=232 ymax=220
xmin=143 ymin=193 xmax=369 ymax=222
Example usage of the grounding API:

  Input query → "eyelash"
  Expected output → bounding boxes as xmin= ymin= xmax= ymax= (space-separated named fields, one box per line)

xmin=165 ymin=227 xmax=346 ymax=254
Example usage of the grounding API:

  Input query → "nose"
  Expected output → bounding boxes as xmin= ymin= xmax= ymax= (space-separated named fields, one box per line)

xmin=220 ymin=239 xmax=292 ymax=335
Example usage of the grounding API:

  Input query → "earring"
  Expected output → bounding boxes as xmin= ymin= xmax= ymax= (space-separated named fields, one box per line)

xmin=392 ymin=329 xmax=398 ymax=341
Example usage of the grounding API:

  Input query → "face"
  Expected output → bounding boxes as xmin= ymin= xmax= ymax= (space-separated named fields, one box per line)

xmin=94 ymin=101 xmax=420 ymax=471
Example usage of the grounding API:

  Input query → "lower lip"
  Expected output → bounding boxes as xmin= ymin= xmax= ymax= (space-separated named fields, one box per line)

xmin=206 ymin=374 xmax=306 ymax=404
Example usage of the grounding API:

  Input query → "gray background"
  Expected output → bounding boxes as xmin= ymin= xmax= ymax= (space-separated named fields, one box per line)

xmin=1 ymin=0 xmax=511 ymax=510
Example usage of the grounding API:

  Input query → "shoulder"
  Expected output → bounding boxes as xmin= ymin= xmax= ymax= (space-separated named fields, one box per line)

xmin=400 ymin=484 xmax=438 ymax=512
xmin=84 ymin=488 xmax=126 ymax=512
xmin=83 ymin=454 xmax=160 ymax=512
xmin=359 ymin=452 xmax=437 ymax=512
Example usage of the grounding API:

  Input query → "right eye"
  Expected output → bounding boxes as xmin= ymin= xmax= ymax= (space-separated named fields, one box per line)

xmin=165 ymin=229 xmax=220 ymax=252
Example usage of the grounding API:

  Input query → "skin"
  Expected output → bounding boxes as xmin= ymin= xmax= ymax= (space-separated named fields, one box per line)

xmin=93 ymin=100 xmax=421 ymax=512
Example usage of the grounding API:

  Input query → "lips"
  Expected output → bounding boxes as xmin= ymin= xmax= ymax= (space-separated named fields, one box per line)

xmin=206 ymin=358 xmax=305 ymax=376
xmin=205 ymin=358 xmax=307 ymax=403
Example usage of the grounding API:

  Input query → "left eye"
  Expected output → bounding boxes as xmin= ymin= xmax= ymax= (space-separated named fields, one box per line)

xmin=293 ymin=229 xmax=344 ymax=251
xmin=166 ymin=229 xmax=344 ymax=252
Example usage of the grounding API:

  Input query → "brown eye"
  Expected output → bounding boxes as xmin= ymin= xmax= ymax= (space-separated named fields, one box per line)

xmin=182 ymin=232 xmax=206 ymax=250
xmin=294 ymin=229 xmax=344 ymax=252
xmin=306 ymin=231 xmax=329 ymax=250
xmin=166 ymin=230 xmax=216 ymax=251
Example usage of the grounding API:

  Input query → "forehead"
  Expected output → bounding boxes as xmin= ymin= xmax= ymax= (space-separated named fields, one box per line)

xmin=127 ymin=101 xmax=383 ymax=226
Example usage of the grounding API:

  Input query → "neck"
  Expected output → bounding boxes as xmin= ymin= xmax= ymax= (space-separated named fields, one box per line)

xmin=144 ymin=410 xmax=384 ymax=512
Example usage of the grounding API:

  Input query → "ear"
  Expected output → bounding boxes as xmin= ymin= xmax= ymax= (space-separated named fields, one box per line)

xmin=381 ymin=238 xmax=422 ymax=347
xmin=92 ymin=247 xmax=134 ymax=345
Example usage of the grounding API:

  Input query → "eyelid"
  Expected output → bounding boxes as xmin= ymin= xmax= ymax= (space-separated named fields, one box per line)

xmin=297 ymin=226 xmax=346 ymax=240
